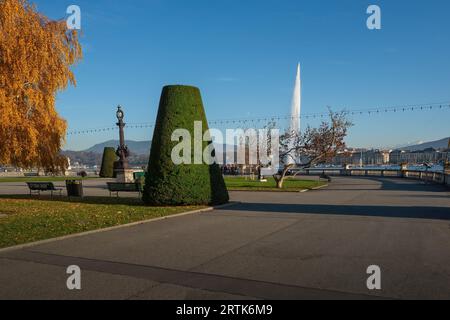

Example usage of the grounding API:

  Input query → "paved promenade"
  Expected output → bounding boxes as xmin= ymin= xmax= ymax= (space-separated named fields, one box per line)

xmin=0 ymin=177 xmax=449 ymax=299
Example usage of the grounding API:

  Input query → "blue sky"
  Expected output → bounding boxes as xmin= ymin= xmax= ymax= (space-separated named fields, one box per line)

xmin=32 ymin=0 xmax=450 ymax=151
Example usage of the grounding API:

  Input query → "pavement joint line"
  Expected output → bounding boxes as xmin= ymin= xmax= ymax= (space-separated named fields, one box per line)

xmin=125 ymin=280 xmax=260 ymax=301
xmin=0 ymin=201 xmax=240 ymax=254
xmin=0 ymin=250 xmax=385 ymax=300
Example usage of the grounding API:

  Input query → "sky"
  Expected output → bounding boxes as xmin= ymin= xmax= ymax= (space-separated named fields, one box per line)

xmin=31 ymin=0 xmax=450 ymax=151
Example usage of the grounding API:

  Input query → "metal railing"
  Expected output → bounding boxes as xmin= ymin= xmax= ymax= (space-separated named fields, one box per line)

xmin=301 ymin=168 xmax=450 ymax=187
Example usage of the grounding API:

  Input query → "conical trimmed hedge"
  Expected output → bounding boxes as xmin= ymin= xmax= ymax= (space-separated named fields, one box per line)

xmin=99 ymin=147 xmax=117 ymax=178
xmin=143 ymin=85 xmax=229 ymax=206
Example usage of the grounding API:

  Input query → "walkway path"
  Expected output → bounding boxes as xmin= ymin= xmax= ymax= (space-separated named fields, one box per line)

xmin=0 ymin=177 xmax=449 ymax=299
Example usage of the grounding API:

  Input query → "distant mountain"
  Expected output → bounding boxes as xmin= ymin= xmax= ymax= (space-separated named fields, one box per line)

xmin=65 ymin=136 xmax=450 ymax=168
xmin=62 ymin=140 xmax=151 ymax=167
xmin=64 ymin=140 xmax=237 ymax=167
xmin=388 ymin=140 xmax=423 ymax=150
xmin=85 ymin=140 xmax=151 ymax=155
xmin=400 ymin=137 xmax=450 ymax=151
xmin=61 ymin=150 xmax=103 ymax=167
xmin=82 ymin=140 xmax=237 ymax=157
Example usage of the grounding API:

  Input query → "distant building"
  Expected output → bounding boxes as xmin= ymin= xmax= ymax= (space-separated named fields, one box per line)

xmin=333 ymin=149 xmax=391 ymax=166
xmin=332 ymin=147 xmax=449 ymax=167
xmin=389 ymin=148 xmax=449 ymax=165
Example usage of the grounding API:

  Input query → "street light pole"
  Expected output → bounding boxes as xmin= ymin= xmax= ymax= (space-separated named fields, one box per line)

xmin=115 ymin=105 xmax=129 ymax=170
xmin=114 ymin=105 xmax=132 ymax=182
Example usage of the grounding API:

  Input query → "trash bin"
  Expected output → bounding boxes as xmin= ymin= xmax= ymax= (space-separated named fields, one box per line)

xmin=66 ymin=180 xmax=83 ymax=198
xmin=133 ymin=171 xmax=146 ymax=182
xmin=134 ymin=172 xmax=146 ymax=190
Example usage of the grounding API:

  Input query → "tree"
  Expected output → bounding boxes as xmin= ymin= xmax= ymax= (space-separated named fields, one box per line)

xmin=273 ymin=111 xmax=353 ymax=189
xmin=99 ymin=147 xmax=117 ymax=178
xmin=0 ymin=0 xmax=82 ymax=171
xmin=143 ymin=85 xmax=229 ymax=206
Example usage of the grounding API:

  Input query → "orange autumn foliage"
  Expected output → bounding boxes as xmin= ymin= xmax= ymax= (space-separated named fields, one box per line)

xmin=0 ymin=0 xmax=82 ymax=172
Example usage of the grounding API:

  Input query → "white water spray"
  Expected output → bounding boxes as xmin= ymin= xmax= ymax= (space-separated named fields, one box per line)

xmin=287 ymin=63 xmax=302 ymax=165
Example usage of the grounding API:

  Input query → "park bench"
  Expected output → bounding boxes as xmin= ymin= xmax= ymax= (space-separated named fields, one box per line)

xmin=319 ymin=172 xmax=332 ymax=182
xmin=107 ymin=182 xmax=143 ymax=198
xmin=26 ymin=182 xmax=63 ymax=198
xmin=24 ymin=173 xmax=39 ymax=177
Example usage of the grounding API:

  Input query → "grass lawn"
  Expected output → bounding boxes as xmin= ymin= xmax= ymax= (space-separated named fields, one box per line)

xmin=225 ymin=177 xmax=327 ymax=192
xmin=0 ymin=196 xmax=205 ymax=249
xmin=0 ymin=176 xmax=98 ymax=183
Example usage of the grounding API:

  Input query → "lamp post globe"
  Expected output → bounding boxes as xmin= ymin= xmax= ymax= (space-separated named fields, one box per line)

xmin=116 ymin=106 xmax=124 ymax=121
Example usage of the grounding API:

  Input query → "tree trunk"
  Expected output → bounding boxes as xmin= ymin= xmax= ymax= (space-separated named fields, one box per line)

xmin=273 ymin=164 xmax=294 ymax=189
xmin=276 ymin=178 xmax=284 ymax=189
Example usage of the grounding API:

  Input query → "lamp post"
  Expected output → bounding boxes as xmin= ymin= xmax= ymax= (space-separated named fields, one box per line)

xmin=114 ymin=105 xmax=132 ymax=182
xmin=446 ymin=138 xmax=450 ymax=174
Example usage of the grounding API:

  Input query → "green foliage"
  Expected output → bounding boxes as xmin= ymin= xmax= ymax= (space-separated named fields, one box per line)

xmin=225 ymin=177 xmax=326 ymax=191
xmin=143 ymin=85 xmax=229 ymax=206
xmin=0 ymin=196 xmax=204 ymax=249
xmin=99 ymin=147 xmax=117 ymax=178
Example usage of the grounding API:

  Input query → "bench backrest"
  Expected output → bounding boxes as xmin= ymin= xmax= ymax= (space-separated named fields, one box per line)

xmin=24 ymin=173 xmax=40 ymax=177
xmin=27 ymin=182 xmax=56 ymax=191
xmin=107 ymin=183 xmax=141 ymax=192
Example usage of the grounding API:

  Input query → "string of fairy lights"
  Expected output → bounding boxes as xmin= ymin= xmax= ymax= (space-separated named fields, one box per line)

xmin=66 ymin=102 xmax=450 ymax=136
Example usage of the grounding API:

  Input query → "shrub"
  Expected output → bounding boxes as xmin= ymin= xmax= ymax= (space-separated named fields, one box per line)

xmin=99 ymin=147 xmax=117 ymax=178
xmin=143 ymin=85 xmax=229 ymax=206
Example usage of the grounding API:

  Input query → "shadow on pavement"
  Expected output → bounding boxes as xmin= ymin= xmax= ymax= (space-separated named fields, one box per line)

xmin=220 ymin=202 xmax=450 ymax=221
xmin=324 ymin=176 xmax=449 ymax=193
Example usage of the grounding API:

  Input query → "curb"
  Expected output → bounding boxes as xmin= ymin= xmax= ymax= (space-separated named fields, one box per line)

xmin=0 ymin=203 xmax=238 ymax=254
xmin=297 ymin=184 xmax=329 ymax=193
xmin=311 ymin=184 xmax=329 ymax=191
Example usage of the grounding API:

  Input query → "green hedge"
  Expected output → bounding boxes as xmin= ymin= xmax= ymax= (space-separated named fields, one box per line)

xmin=99 ymin=147 xmax=117 ymax=178
xmin=143 ymin=85 xmax=229 ymax=206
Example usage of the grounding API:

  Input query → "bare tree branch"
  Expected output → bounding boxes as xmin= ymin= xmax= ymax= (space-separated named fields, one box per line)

xmin=272 ymin=110 xmax=353 ymax=188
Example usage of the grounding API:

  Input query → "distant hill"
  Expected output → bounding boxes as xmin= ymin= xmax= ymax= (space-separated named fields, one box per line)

xmin=64 ymin=136 xmax=450 ymax=168
xmin=62 ymin=140 xmax=151 ymax=167
xmin=401 ymin=137 xmax=450 ymax=151
xmin=64 ymin=140 xmax=237 ymax=167
xmin=61 ymin=150 xmax=103 ymax=167
xmin=85 ymin=140 xmax=151 ymax=155
xmin=82 ymin=140 xmax=236 ymax=157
